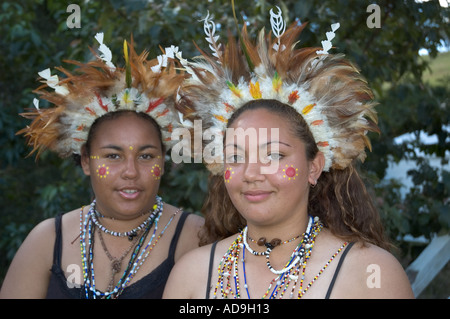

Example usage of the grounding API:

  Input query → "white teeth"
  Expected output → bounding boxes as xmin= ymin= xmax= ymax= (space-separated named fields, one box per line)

xmin=122 ymin=190 xmax=137 ymax=194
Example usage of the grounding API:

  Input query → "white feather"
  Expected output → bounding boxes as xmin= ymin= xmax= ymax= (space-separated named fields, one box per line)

xmin=94 ymin=32 xmax=116 ymax=70
xmin=270 ymin=6 xmax=286 ymax=52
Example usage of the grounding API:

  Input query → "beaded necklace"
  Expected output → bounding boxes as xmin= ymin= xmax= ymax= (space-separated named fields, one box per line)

xmin=90 ymin=196 xmax=163 ymax=240
xmin=97 ymin=226 xmax=140 ymax=292
xmin=79 ymin=197 xmax=178 ymax=299
xmin=213 ymin=216 xmax=348 ymax=299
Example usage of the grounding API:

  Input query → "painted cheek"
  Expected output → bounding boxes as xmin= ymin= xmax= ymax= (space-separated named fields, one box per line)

xmin=151 ymin=164 xmax=161 ymax=180
xmin=96 ymin=163 xmax=110 ymax=179
xmin=281 ymin=164 xmax=299 ymax=181
xmin=224 ymin=167 xmax=235 ymax=183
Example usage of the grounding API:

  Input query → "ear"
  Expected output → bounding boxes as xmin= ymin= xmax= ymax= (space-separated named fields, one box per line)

xmin=80 ymin=145 xmax=91 ymax=176
xmin=308 ymin=151 xmax=325 ymax=186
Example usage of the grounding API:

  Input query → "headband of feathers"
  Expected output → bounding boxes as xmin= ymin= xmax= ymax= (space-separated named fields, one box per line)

xmin=176 ymin=6 xmax=379 ymax=175
xmin=18 ymin=34 xmax=187 ymax=158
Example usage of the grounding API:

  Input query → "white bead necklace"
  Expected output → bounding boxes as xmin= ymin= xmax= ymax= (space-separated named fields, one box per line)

xmin=243 ymin=216 xmax=314 ymax=275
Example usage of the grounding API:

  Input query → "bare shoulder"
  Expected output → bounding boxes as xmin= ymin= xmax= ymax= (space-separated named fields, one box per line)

xmin=0 ymin=208 xmax=84 ymax=298
xmin=333 ymin=241 xmax=415 ymax=299
xmin=0 ymin=215 xmax=57 ymax=298
xmin=163 ymin=241 xmax=213 ymax=299
xmin=183 ymin=212 xmax=205 ymax=237
xmin=166 ymin=206 xmax=204 ymax=261
xmin=164 ymin=234 xmax=238 ymax=298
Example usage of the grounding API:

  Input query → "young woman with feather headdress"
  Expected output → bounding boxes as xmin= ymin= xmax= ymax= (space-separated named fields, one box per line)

xmin=163 ymin=6 xmax=413 ymax=299
xmin=0 ymin=35 xmax=203 ymax=299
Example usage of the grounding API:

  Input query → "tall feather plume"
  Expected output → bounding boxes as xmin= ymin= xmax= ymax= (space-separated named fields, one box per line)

xmin=231 ymin=0 xmax=254 ymax=72
xmin=177 ymin=7 xmax=379 ymax=173
xmin=19 ymin=34 xmax=187 ymax=158
xmin=124 ymin=40 xmax=132 ymax=88
xmin=202 ymin=11 xmax=223 ymax=63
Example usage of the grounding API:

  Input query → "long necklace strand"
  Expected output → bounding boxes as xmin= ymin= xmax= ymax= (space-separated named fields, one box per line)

xmin=79 ymin=197 xmax=175 ymax=299
xmin=213 ymin=215 xmax=349 ymax=299
xmin=97 ymin=226 xmax=140 ymax=292
xmin=82 ymin=204 xmax=158 ymax=299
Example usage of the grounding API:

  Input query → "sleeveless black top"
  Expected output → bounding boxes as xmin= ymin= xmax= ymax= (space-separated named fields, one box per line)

xmin=46 ymin=211 xmax=190 ymax=299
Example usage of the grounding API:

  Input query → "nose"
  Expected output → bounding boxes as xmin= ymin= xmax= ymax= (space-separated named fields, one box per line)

xmin=243 ymin=161 xmax=265 ymax=183
xmin=122 ymin=157 xmax=139 ymax=179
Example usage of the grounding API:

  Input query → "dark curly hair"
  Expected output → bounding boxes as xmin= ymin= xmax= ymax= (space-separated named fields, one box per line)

xmin=199 ymin=99 xmax=389 ymax=250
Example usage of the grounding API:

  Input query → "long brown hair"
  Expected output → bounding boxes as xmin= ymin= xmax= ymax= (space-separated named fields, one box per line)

xmin=199 ymin=99 xmax=389 ymax=250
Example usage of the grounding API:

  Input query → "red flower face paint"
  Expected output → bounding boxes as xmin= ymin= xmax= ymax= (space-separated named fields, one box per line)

xmin=282 ymin=164 xmax=298 ymax=180
xmin=151 ymin=164 xmax=161 ymax=180
xmin=96 ymin=164 xmax=110 ymax=179
xmin=224 ymin=167 xmax=234 ymax=183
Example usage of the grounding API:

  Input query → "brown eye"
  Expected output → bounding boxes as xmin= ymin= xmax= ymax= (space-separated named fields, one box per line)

xmin=139 ymin=154 xmax=154 ymax=160
xmin=267 ymin=153 xmax=283 ymax=161
xmin=106 ymin=154 xmax=120 ymax=160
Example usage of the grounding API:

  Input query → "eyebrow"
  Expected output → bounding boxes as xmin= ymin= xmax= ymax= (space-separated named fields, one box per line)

xmin=224 ymin=141 xmax=292 ymax=149
xmin=100 ymin=144 xmax=159 ymax=151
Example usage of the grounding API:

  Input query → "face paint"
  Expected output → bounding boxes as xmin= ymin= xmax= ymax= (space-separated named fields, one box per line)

xmin=282 ymin=164 xmax=298 ymax=180
xmin=224 ymin=167 xmax=234 ymax=183
xmin=90 ymin=155 xmax=100 ymax=159
xmin=129 ymin=146 xmax=134 ymax=151
xmin=97 ymin=164 xmax=110 ymax=179
xmin=151 ymin=164 xmax=161 ymax=180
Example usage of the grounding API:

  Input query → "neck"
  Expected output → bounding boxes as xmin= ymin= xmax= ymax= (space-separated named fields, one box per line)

xmin=89 ymin=196 xmax=162 ymax=234
xmin=246 ymin=213 xmax=311 ymax=244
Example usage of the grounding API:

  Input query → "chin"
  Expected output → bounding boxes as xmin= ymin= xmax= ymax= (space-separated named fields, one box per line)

xmin=240 ymin=209 xmax=276 ymax=226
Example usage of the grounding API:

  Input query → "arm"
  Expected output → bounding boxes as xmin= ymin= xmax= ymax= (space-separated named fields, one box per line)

xmin=0 ymin=218 xmax=56 ymax=298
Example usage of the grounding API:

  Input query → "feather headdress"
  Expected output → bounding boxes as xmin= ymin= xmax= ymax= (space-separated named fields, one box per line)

xmin=19 ymin=34 xmax=187 ymax=158
xmin=176 ymin=6 xmax=379 ymax=175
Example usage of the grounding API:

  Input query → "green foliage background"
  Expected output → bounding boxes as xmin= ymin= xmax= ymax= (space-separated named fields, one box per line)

xmin=0 ymin=0 xmax=449 ymax=297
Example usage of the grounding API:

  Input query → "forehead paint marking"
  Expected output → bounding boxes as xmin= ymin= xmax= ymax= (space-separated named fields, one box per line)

xmin=282 ymin=165 xmax=298 ymax=181
xmin=96 ymin=164 xmax=110 ymax=179
xmin=129 ymin=146 xmax=134 ymax=151
xmin=151 ymin=164 xmax=161 ymax=180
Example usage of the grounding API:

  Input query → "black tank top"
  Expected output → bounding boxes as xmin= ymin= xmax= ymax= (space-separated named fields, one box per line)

xmin=46 ymin=211 xmax=190 ymax=299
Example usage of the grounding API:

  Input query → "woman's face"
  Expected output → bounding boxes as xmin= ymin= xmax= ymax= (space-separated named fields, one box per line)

xmin=81 ymin=112 xmax=164 ymax=219
xmin=224 ymin=108 xmax=323 ymax=227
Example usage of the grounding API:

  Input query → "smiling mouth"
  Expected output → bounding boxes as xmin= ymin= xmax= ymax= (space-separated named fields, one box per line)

xmin=119 ymin=189 xmax=141 ymax=199
xmin=122 ymin=189 xmax=138 ymax=194
xmin=242 ymin=190 xmax=272 ymax=202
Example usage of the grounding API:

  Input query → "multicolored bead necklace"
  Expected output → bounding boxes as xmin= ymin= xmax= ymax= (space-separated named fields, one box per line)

xmin=213 ymin=215 xmax=348 ymax=299
xmin=79 ymin=196 xmax=178 ymax=299
xmin=90 ymin=196 xmax=163 ymax=240
xmin=243 ymin=216 xmax=314 ymax=275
